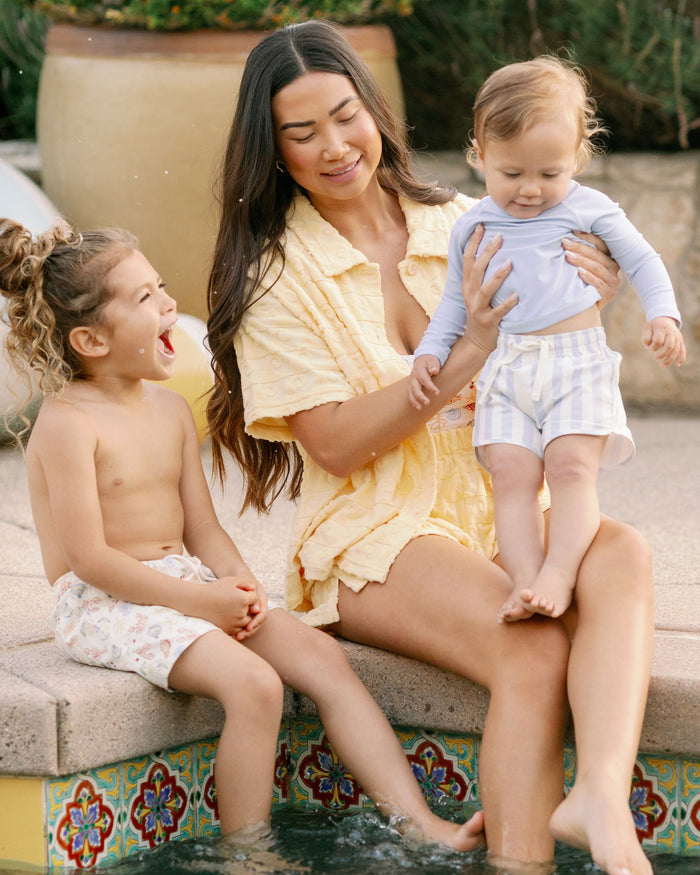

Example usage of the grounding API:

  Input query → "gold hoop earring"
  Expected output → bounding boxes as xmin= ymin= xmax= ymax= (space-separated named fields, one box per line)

xmin=275 ymin=160 xmax=286 ymax=173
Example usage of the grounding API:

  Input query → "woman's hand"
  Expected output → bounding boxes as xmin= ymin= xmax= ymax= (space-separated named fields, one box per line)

xmin=562 ymin=231 xmax=620 ymax=309
xmin=462 ymin=225 xmax=517 ymax=351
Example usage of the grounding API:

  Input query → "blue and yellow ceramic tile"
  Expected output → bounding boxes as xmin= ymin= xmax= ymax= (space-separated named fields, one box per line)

xmin=632 ymin=755 xmax=678 ymax=852
xmin=123 ymin=750 xmax=194 ymax=855
xmin=394 ymin=728 xmax=477 ymax=805
xmin=194 ymin=737 xmax=221 ymax=838
xmin=46 ymin=766 xmax=121 ymax=869
xmin=563 ymin=746 xmax=576 ymax=793
xmin=680 ymin=758 xmax=700 ymax=853
xmin=288 ymin=717 xmax=370 ymax=811
xmin=273 ymin=722 xmax=291 ymax=808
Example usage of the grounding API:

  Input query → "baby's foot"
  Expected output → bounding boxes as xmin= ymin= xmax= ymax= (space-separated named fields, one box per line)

xmin=518 ymin=566 xmax=575 ymax=619
xmin=498 ymin=594 xmax=534 ymax=624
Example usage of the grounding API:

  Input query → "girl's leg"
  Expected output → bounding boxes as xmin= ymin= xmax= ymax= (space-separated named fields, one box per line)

xmin=551 ymin=517 xmax=654 ymax=875
xmin=484 ymin=443 xmax=546 ymax=622
xmin=168 ymin=629 xmax=284 ymax=834
xmin=516 ymin=433 xmax=606 ymax=620
xmin=331 ymin=535 xmax=571 ymax=864
xmin=245 ymin=608 xmax=485 ymax=851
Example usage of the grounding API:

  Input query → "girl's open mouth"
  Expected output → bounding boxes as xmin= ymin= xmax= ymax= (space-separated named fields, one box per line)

xmin=158 ymin=328 xmax=176 ymax=357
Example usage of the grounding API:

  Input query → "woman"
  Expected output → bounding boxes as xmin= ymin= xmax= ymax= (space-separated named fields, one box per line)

xmin=206 ymin=21 xmax=653 ymax=875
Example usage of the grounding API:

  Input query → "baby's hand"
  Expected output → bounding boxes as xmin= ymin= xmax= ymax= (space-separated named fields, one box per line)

xmin=642 ymin=317 xmax=686 ymax=368
xmin=408 ymin=354 xmax=442 ymax=409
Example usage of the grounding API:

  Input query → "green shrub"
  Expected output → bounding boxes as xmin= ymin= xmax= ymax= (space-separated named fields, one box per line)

xmin=388 ymin=0 xmax=700 ymax=152
xmin=35 ymin=0 xmax=413 ymax=31
xmin=0 ymin=0 xmax=47 ymax=139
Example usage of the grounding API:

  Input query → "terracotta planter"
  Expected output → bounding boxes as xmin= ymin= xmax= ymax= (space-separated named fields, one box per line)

xmin=37 ymin=24 xmax=404 ymax=319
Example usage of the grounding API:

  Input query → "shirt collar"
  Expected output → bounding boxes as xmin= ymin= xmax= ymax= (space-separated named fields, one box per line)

xmin=286 ymin=192 xmax=457 ymax=277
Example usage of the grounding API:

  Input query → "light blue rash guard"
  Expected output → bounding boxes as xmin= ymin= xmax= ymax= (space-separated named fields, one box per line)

xmin=416 ymin=181 xmax=681 ymax=366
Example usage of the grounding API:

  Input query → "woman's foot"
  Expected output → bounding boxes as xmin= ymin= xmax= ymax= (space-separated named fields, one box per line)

xmin=550 ymin=783 xmax=652 ymax=875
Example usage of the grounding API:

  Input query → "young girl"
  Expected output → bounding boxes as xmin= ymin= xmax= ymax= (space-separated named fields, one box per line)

xmin=0 ymin=217 xmax=485 ymax=849
xmin=409 ymin=55 xmax=685 ymax=623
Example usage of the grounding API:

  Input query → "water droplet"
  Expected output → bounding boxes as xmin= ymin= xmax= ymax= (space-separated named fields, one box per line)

xmin=164 ymin=170 xmax=169 ymax=175
xmin=138 ymin=348 xmax=145 ymax=354
xmin=134 ymin=175 xmax=138 ymax=179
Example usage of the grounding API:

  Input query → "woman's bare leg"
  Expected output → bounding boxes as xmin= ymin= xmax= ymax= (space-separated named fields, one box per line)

xmin=551 ymin=518 xmax=654 ymax=875
xmin=246 ymin=608 xmax=485 ymax=851
xmin=168 ymin=629 xmax=284 ymax=834
xmin=331 ymin=535 xmax=571 ymax=864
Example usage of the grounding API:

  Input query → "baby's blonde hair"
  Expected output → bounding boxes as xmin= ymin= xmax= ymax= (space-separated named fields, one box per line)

xmin=0 ymin=219 xmax=136 ymax=435
xmin=467 ymin=55 xmax=607 ymax=173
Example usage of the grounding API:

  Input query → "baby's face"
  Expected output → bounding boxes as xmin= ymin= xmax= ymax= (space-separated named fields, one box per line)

xmin=476 ymin=116 xmax=579 ymax=219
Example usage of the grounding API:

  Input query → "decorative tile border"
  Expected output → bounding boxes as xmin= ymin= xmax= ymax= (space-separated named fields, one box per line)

xmin=0 ymin=720 xmax=695 ymax=869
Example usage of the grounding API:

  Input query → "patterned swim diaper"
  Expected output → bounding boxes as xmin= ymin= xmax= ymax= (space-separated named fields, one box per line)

xmin=51 ymin=554 xmax=220 ymax=691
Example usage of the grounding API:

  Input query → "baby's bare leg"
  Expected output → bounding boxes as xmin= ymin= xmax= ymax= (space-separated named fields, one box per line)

xmin=485 ymin=443 xmax=546 ymax=623
xmin=518 ymin=434 xmax=606 ymax=619
xmin=246 ymin=609 xmax=485 ymax=851
xmin=168 ymin=629 xmax=284 ymax=834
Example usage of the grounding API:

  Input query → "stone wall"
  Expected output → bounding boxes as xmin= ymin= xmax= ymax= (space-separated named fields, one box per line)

xmin=415 ymin=151 xmax=700 ymax=411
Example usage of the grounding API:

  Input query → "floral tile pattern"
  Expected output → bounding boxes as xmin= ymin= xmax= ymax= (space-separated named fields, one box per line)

xmin=680 ymin=758 xmax=700 ymax=853
xmin=123 ymin=749 xmax=194 ymax=855
xmin=563 ymin=745 xmax=576 ymax=792
xmin=47 ymin=766 xmax=121 ymax=869
xmin=395 ymin=727 xmax=478 ymax=804
xmin=195 ymin=738 xmax=220 ymax=838
xmin=289 ymin=717 xmax=370 ymax=810
xmin=631 ymin=756 xmax=677 ymax=852
xmin=17 ymin=724 xmax=700 ymax=868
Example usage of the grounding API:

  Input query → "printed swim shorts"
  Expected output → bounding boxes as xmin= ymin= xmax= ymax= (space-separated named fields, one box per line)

xmin=51 ymin=554 xmax=221 ymax=691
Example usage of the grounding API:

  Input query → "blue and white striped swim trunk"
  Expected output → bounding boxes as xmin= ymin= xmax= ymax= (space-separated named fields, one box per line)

xmin=473 ymin=326 xmax=635 ymax=471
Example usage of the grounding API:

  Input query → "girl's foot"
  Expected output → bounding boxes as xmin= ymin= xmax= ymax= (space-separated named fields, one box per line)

xmin=392 ymin=807 xmax=486 ymax=851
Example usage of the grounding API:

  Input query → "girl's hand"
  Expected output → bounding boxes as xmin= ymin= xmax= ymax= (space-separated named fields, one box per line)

xmin=462 ymin=225 xmax=517 ymax=352
xmin=642 ymin=316 xmax=686 ymax=367
xmin=562 ymin=232 xmax=620 ymax=309
xmin=408 ymin=354 xmax=441 ymax=409
xmin=234 ymin=583 xmax=269 ymax=642
xmin=197 ymin=577 xmax=263 ymax=636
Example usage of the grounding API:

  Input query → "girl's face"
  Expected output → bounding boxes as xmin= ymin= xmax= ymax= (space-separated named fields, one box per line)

xmin=272 ymin=71 xmax=383 ymax=207
xmin=475 ymin=116 xmax=579 ymax=219
xmin=101 ymin=249 xmax=178 ymax=382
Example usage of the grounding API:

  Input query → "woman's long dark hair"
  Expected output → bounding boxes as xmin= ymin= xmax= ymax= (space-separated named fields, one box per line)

xmin=206 ymin=19 xmax=456 ymax=513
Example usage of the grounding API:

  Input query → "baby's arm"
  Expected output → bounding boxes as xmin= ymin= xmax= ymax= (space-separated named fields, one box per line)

xmin=34 ymin=399 xmax=262 ymax=639
xmin=584 ymin=188 xmax=684 ymax=366
xmin=408 ymin=354 xmax=442 ymax=409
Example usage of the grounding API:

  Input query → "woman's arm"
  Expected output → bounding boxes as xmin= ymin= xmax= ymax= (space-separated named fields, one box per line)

xmin=286 ymin=228 xmax=516 ymax=477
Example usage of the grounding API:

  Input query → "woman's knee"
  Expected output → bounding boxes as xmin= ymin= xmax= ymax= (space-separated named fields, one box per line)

xmin=583 ymin=517 xmax=653 ymax=601
xmin=492 ymin=620 xmax=570 ymax=697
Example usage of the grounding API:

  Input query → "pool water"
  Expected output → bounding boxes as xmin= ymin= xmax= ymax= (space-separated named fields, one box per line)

xmin=3 ymin=804 xmax=692 ymax=875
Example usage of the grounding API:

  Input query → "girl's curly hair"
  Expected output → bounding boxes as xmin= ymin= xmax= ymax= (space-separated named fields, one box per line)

xmin=0 ymin=218 xmax=136 ymax=438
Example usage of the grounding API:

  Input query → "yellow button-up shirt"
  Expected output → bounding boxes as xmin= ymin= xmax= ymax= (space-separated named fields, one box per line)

xmin=236 ymin=192 xmax=500 ymax=626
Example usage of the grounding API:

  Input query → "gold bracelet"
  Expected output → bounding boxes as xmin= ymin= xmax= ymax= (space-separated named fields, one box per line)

xmin=465 ymin=332 xmax=496 ymax=354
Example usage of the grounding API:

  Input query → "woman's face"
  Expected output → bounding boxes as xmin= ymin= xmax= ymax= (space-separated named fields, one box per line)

xmin=272 ymin=71 xmax=383 ymax=205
